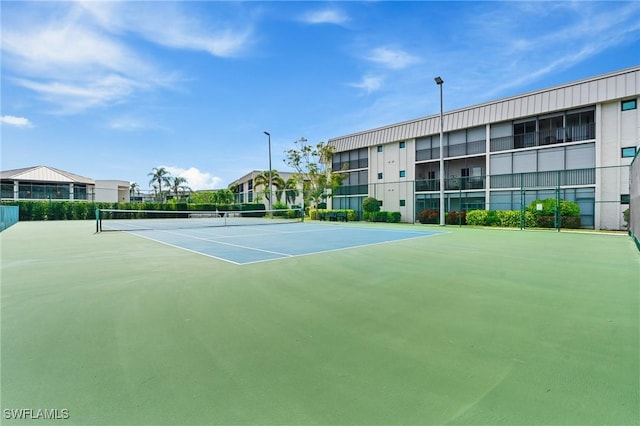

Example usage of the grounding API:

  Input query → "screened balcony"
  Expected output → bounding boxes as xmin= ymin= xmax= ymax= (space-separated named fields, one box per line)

xmin=490 ymin=123 xmax=595 ymax=152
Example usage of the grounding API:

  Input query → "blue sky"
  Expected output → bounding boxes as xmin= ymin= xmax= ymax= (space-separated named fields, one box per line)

xmin=2 ymin=1 xmax=639 ymax=191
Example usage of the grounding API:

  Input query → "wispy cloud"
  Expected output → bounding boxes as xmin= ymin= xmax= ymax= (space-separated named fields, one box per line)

xmin=365 ymin=47 xmax=420 ymax=70
xmin=1 ymin=115 xmax=32 ymax=128
xmin=107 ymin=117 xmax=161 ymax=132
xmin=0 ymin=1 xmax=254 ymax=114
xmin=301 ymin=8 xmax=349 ymax=25
xmin=348 ymin=75 xmax=384 ymax=93
xmin=79 ymin=1 xmax=254 ymax=57
xmin=163 ymin=166 xmax=223 ymax=191
xmin=456 ymin=1 xmax=640 ymax=99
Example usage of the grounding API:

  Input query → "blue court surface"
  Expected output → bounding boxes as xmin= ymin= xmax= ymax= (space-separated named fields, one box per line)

xmin=110 ymin=222 xmax=442 ymax=265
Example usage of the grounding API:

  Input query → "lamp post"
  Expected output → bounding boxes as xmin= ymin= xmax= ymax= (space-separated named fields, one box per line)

xmin=434 ymin=76 xmax=445 ymax=226
xmin=298 ymin=137 xmax=307 ymax=217
xmin=264 ymin=131 xmax=273 ymax=211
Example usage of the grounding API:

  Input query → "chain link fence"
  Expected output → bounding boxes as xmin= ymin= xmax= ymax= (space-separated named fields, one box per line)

xmin=332 ymin=165 xmax=629 ymax=230
xmin=629 ymin=151 xmax=640 ymax=250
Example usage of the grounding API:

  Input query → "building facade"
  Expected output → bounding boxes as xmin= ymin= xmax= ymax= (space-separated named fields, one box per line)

xmin=228 ymin=170 xmax=302 ymax=208
xmin=328 ymin=67 xmax=640 ymax=230
xmin=0 ymin=166 xmax=130 ymax=203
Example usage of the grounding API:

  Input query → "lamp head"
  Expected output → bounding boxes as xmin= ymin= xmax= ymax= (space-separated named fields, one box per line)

xmin=434 ymin=76 xmax=444 ymax=85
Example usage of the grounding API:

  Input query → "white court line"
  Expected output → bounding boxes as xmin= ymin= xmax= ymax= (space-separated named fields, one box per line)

xmin=239 ymin=231 xmax=449 ymax=265
xmin=110 ymin=224 xmax=447 ymax=266
xmin=160 ymin=229 xmax=296 ymax=258
xmin=118 ymin=231 xmax=245 ymax=265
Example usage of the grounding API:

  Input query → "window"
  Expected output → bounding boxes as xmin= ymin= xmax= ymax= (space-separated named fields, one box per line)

xmin=622 ymin=147 xmax=638 ymax=158
xmin=377 ymin=172 xmax=383 ymax=179
xmin=377 ymin=145 xmax=383 ymax=152
xmin=399 ymin=170 xmax=406 ymax=178
xmin=513 ymin=120 xmax=536 ymax=148
xmin=399 ymin=141 xmax=406 ymax=149
xmin=621 ymin=194 xmax=630 ymax=205
xmin=400 ymin=199 xmax=406 ymax=207
xmin=622 ymin=99 xmax=637 ymax=111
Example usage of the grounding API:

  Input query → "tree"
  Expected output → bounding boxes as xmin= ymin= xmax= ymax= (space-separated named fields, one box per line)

xmin=170 ymin=176 xmax=191 ymax=200
xmin=284 ymin=139 xmax=345 ymax=209
xmin=253 ymin=170 xmax=284 ymax=205
xmin=191 ymin=191 xmax=216 ymax=204
xmin=148 ymin=167 xmax=172 ymax=202
xmin=212 ymin=189 xmax=234 ymax=205
xmin=129 ymin=182 xmax=140 ymax=198
xmin=284 ymin=176 xmax=299 ymax=206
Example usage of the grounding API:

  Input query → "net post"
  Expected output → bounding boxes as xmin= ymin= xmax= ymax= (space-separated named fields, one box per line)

xmin=95 ymin=208 xmax=101 ymax=233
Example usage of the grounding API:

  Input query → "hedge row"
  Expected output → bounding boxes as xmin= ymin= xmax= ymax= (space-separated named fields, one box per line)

xmin=364 ymin=211 xmax=401 ymax=223
xmin=0 ymin=201 xmax=266 ymax=222
xmin=309 ymin=209 xmax=358 ymax=222
xmin=465 ymin=210 xmax=537 ymax=227
xmin=448 ymin=210 xmax=580 ymax=228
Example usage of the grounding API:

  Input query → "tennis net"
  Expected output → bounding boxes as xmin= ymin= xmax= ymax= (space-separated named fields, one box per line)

xmin=96 ymin=208 xmax=304 ymax=232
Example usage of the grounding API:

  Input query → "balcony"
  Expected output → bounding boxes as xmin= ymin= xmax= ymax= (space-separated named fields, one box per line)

xmin=490 ymin=123 xmax=595 ymax=152
xmin=416 ymin=139 xmax=486 ymax=161
xmin=334 ymin=184 xmax=368 ymax=196
xmin=415 ymin=176 xmax=486 ymax=192
xmin=490 ymin=168 xmax=595 ymax=189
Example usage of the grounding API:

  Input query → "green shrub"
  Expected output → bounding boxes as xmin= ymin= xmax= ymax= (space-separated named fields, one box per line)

xmin=388 ymin=211 xmax=401 ymax=223
xmin=623 ymin=208 xmax=630 ymax=229
xmin=528 ymin=199 xmax=580 ymax=217
xmin=562 ymin=216 xmax=581 ymax=229
xmin=485 ymin=210 xmax=499 ymax=226
xmin=362 ymin=197 xmax=381 ymax=213
xmin=466 ymin=210 xmax=487 ymax=226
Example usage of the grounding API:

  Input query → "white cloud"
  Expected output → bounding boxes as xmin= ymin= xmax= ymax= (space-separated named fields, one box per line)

xmin=0 ymin=2 xmax=252 ymax=114
xmin=348 ymin=75 xmax=383 ymax=93
xmin=365 ymin=47 xmax=420 ymax=70
xmin=79 ymin=1 xmax=253 ymax=57
xmin=14 ymin=75 xmax=140 ymax=113
xmin=301 ymin=9 xmax=348 ymax=25
xmin=1 ymin=115 xmax=32 ymax=127
xmin=458 ymin=1 xmax=640 ymax=99
xmin=163 ymin=166 xmax=223 ymax=191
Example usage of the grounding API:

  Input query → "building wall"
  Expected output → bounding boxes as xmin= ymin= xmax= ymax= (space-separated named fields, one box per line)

xmin=328 ymin=67 xmax=640 ymax=230
xmin=94 ymin=180 xmax=130 ymax=203
xmin=228 ymin=171 xmax=303 ymax=209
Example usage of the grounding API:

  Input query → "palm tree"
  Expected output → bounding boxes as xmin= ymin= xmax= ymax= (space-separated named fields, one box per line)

xmin=284 ymin=177 xmax=299 ymax=206
xmin=129 ymin=182 xmax=140 ymax=198
xmin=170 ymin=176 xmax=190 ymax=200
xmin=228 ymin=183 xmax=240 ymax=204
xmin=148 ymin=167 xmax=171 ymax=202
xmin=273 ymin=175 xmax=286 ymax=203
xmin=254 ymin=170 xmax=284 ymax=205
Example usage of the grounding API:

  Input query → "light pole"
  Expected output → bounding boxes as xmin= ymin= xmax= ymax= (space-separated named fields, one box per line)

xmin=434 ymin=76 xmax=445 ymax=226
xmin=264 ymin=131 xmax=273 ymax=212
xmin=298 ymin=137 xmax=307 ymax=217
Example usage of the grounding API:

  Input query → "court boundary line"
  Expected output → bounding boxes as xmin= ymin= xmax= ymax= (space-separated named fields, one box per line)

xmin=239 ymin=231 xmax=448 ymax=265
xmin=104 ymin=224 xmax=447 ymax=266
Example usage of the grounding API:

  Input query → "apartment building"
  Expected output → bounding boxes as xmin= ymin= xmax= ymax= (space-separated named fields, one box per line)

xmin=328 ymin=67 xmax=639 ymax=230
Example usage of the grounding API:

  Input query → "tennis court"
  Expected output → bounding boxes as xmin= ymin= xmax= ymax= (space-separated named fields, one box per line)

xmin=1 ymin=220 xmax=638 ymax=425
xmin=101 ymin=220 xmax=442 ymax=265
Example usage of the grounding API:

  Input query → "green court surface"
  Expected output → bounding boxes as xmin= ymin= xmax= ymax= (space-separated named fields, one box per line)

xmin=1 ymin=221 xmax=638 ymax=425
